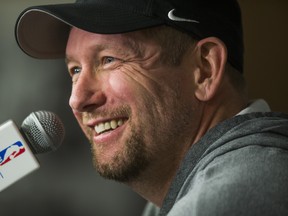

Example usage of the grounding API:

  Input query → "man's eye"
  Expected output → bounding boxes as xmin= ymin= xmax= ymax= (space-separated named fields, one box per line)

xmin=70 ymin=67 xmax=81 ymax=76
xmin=103 ymin=57 xmax=116 ymax=64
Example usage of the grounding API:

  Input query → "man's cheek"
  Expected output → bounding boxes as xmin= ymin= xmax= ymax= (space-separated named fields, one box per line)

xmin=107 ymin=70 xmax=139 ymax=99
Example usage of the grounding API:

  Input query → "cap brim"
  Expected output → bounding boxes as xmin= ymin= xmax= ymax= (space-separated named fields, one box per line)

xmin=15 ymin=3 xmax=164 ymax=59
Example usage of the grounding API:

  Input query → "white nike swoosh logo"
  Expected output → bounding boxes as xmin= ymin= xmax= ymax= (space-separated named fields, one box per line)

xmin=168 ymin=9 xmax=199 ymax=23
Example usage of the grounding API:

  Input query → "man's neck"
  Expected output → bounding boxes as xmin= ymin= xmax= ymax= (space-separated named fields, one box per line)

xmin=126 ymin=91 xmax=249 ymax=207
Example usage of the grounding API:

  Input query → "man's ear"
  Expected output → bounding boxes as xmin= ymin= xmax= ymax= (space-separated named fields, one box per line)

xmin=193 ymin=37 xmax=227 ymax=102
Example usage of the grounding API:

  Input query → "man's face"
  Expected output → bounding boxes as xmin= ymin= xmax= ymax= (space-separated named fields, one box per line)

xmin=66 ymin=27 xmax=199 ymax=182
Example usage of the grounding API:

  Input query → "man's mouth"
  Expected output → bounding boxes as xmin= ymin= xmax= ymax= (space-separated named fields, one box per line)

xmin=94 ymin=119 xmax=127 ymax=135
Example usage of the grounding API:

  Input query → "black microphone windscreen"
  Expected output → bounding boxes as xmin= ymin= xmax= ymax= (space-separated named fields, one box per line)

xmin=21 ymin=111 xmax=65 ymax=154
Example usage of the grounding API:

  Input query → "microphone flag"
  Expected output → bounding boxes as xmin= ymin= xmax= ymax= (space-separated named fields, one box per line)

xmin=0 ymin=120 xmax=39 ymax=191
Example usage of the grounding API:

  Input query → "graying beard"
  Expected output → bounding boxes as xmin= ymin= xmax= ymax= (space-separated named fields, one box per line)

xmin=92 ymin=128 xmax=149 ymax=183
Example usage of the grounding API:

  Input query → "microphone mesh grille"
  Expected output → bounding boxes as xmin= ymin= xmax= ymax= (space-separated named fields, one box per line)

xmin=21 ymin=111 xmax=65 ymax=154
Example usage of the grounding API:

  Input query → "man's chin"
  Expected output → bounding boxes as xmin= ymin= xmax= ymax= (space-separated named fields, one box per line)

xmin=92 ymin=148 xmax=148 ymax=183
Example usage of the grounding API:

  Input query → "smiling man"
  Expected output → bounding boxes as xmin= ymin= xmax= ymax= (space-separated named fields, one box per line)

xmin=65 ymin=27 xmax=201 ymax=185
xmin=15 ymin=0 xmax=288 ymax=215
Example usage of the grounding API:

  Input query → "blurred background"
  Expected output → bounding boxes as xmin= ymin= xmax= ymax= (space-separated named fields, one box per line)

xmin=0 ymin=0 xmax=287 ymax=215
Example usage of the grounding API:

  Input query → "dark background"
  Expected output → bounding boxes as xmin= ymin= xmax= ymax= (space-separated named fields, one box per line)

xmin=0 ymin=0 xmax=287 ymax=215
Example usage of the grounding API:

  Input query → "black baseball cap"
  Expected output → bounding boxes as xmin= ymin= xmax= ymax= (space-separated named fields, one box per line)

xmin=15 ymin=0 xmax=244 ymax=72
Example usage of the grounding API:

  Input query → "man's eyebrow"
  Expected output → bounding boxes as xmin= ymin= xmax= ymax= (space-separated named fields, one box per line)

xmin=65 ymin=37 xmax=142 ymax=64
xmin=65 ymin=56 xmax=72 ymax=65
xmin=65 ymin=55 xmax=80 ymax=64
xmin=65 ymin=44 xmax=105 ymax=65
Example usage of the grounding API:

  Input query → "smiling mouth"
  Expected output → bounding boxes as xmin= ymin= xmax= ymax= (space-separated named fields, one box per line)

xmin=94 ymin=119 xmax=127 ymax=135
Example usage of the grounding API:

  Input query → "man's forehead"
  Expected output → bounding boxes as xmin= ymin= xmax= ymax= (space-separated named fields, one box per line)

xmin=66 ymin=27 xmax=148 ymax=57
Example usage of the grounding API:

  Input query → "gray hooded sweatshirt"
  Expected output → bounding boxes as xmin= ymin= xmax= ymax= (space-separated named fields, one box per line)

xmin=142 ymin=104 xmax=288 ymax=216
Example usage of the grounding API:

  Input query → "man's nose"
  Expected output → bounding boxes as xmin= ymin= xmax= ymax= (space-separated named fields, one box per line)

xmin=69 ymin=72 xmax=106 ymax=113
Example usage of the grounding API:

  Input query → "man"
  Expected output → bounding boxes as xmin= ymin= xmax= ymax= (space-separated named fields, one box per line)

xmin=15 ymin=0 xmax=288 ymax=215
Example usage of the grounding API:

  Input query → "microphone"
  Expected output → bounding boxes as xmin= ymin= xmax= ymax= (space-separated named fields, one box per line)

xmin=0 ymin=111 xmax=65 ymax=192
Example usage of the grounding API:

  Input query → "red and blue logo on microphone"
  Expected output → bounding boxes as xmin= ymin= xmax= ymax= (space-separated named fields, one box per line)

xmin=0 ymin=141 xmax=26 ymax=167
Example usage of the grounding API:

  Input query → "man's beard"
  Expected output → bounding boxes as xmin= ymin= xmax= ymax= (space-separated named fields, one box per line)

xmin=91 ymin=127 xmax=149 ymax=183
xmin=87 ymin=81 xmax=195 ymax=183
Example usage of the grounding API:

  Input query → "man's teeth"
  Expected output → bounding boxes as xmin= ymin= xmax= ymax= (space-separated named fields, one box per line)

xmin=94 ymin=119 xmax=124 ymax=134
